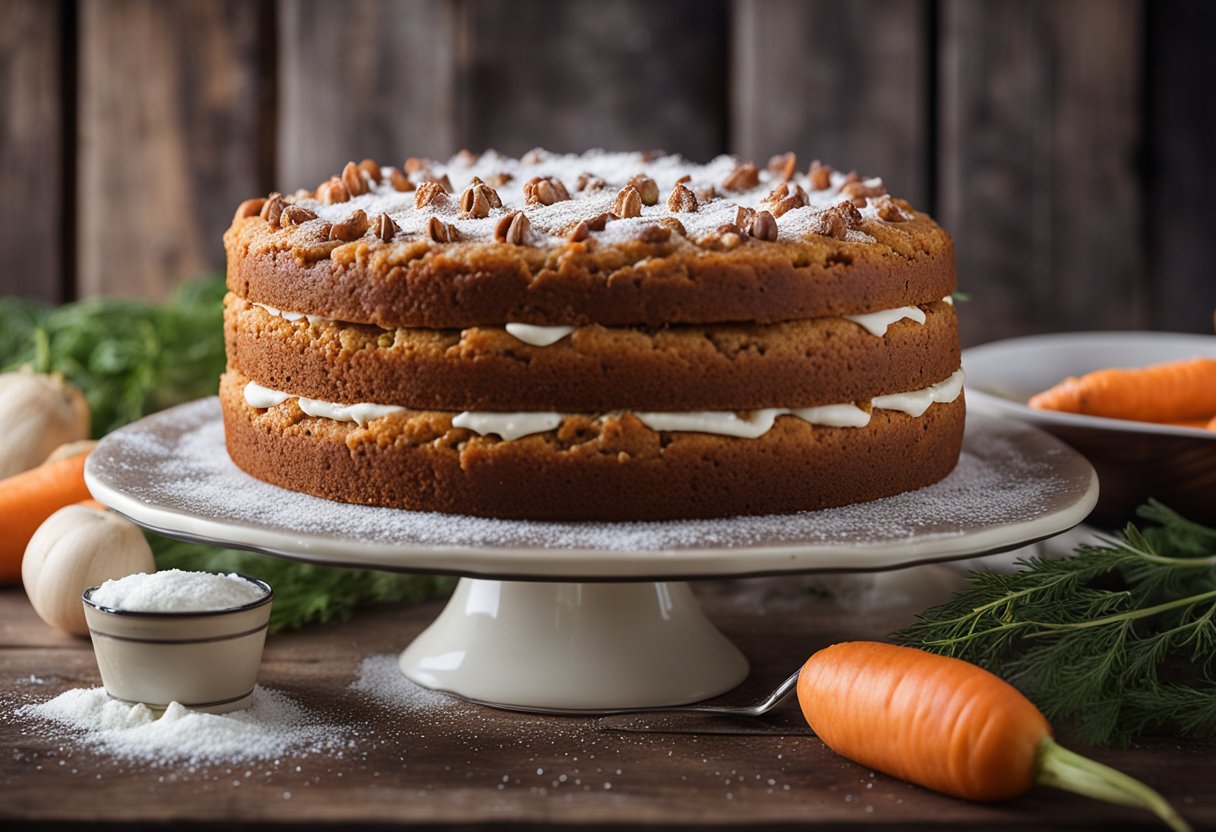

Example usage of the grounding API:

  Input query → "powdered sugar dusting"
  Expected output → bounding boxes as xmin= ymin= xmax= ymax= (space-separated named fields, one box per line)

xmin=295 ymin=150 xmax=892 ymax=247
xmin=87 ymin=400 xmax=1093 ymax=561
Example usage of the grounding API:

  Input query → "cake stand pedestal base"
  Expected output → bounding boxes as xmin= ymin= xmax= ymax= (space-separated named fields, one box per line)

xmin=398 ymin=578 xmax=749 ymax=711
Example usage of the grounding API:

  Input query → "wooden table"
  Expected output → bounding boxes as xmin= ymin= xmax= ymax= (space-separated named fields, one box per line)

xmin=1 ymin=581 xmax=1211 ymax=830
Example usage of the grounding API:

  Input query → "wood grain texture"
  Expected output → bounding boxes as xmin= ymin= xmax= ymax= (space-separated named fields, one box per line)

xmin=732 ymin=0 xmax=931 ymax=208
xmin=459 ymin=0 xmax=728 ymax=161
xmin=77 ymin=0 xmax=268 ymax=300
xmin=276 ymin=0 xmax=459 ymax=193
xmin=1 ymin=583 xmax=1213 ymax=829
xmin=0 ymin=0 xmax=63 ymax=302
xmin=1147 ymin=0 xmax=1216 ymax=335
xmin=939 ymin=0 xmax=1146 ymax=346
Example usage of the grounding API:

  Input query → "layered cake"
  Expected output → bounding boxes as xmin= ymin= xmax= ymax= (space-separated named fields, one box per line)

xmin=221 ymin=150 xmax=963 ymax=520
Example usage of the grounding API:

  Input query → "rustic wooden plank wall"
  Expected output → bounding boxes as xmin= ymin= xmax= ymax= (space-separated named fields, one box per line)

xmin=2 ymin=0 xmax=1214 ymax=342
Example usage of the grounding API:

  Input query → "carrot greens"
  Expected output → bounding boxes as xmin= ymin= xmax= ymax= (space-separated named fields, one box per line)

xmin=897 ymin=500 xmax=1216 ymax=746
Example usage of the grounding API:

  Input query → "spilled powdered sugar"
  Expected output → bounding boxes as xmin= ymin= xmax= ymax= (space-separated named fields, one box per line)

xmin=13 ymin=686 xmax=351 ymax=770
xmin=86 ymin=400 xmax=1092 ymax=557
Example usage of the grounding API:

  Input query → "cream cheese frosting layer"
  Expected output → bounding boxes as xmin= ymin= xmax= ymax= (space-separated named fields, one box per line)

xmin=242 ymin=369 xmax=964 ymax=438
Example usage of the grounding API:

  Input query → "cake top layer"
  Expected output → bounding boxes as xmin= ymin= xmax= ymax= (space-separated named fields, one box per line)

xmin=225 ymin=149 xmax=954 ymax=329
xmin=264 ymin=149 xmax=906 ymax=248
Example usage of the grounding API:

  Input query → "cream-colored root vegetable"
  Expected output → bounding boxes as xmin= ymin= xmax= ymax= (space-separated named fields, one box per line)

xmin=22 ymin=504 xmax=155 ymax=636
xmin=0 ymin=369 xmax=91 ymax=479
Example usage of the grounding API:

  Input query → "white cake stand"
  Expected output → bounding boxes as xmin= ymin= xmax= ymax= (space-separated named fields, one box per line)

xmin=85 ymin=399 xmax=1098 ymax=712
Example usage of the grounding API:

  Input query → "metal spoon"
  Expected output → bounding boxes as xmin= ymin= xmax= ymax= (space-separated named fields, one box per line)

xmin=463 ymin=669 xmax=801 ymax=718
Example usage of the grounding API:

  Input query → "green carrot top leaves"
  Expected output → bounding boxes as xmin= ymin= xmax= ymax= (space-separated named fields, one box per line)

xmin=897 ymin=500 xmax=1216 ymax=746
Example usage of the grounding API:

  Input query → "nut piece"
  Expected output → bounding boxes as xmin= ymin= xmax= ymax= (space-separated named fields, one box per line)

xmin=768 ymin=152 xmax=798 ymax=182
xmin=427 ymin=215 xmax=460 ymax=243
xmin=388 ymin=168 xmax=415 ymax=192
xmin=373 ymin=212 xmax=400 ymax=241
xmin=762 ymin=182 xmax=809 ymax=218
xmin=259 ymin=193 xmax=286 ymax=228
xmin=234 ymin=197 xmax=265 ymax=222
xmin=809 ymin=160 xmax=833 ymax=191
xmin=342 ymin=161 xmax=368 ymax=197
xmin=576 ymin=172 xmax=606 ymax=192
xmin=875 ymin=196 xmax=911 ymax=222
xmin=813 ymin=201 xmax=864 ymax=239
xmin=460 ymin=183 xmax=493 ymax=218
xmin=453 ymin=148 xmax=479 ymax=166
xmin=722 ymin=163 xmax=759 ymax=191
xmin=328 ymin=209 xmax=370 ymax=241
xmin=567 ymin=221 xmax=591 ymax=243
xmin=703 ymin=223 xmax=746 ymax=250
xmin=586 ymin=212 xmax=615 ymax=231
xmin=841 ymin=178 xmax=888 ymax=207
xmin=280 ymin=205 xmax=318 ymax=227
xmin=359 ymin=159 xmax=382 ymax=184
xmin=748 ymin=209 xmax=778 ymax=242
xmin=523 ymin=176 xmax=570 ymax=206
xmin=318 ymin=177 xmax=351 ymax=204
xmin=659 ymin=216 xmax=687 ymax=237
xmin=494 ymin=211 xmax=532 ymax=245
xmin=638 ymin=224 xmax=671 ymax=243
xmin=421 ymin=172 xmax=454 ymax=193
xmin=667 ymin=183 xmax=698 ymax=213
xmin=628 ymin=175 xmax=660 ymax=206
xmin=415 ymin=181 xmax=449 ymax=210
xmin=614 ymin=186 xmax=642 ymax=218
xmin=488 ymin=171 xmax=514 ymax=187
xmin=403 ymin=157 xmax=428 ymax=174
xmin=734 ymin=206 xmax=756 ymax=229
xmin=694 ymin=185 xmax=719 ymax=203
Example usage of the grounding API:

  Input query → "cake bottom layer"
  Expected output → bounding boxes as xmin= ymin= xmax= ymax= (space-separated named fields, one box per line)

xmin=219 ymin=372 xmax=965 ymax=521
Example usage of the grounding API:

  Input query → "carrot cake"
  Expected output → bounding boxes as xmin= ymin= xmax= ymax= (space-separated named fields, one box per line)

xmin=221 ymin=150 xmax=963 ymax=520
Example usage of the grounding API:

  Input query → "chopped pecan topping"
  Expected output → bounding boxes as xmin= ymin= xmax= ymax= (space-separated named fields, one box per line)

xmin=694 ymin=185 xmax=719 ymax=203
xmin=702 ymin=223 xmax=745 ymax=250
xmin=404 ymin=157 xmax=428 ymax=174
xmin=768 ymin=152 xmax=797 ymax=182
xmin=523 ymin=176 xmax=570 ymax=206
xmin=259 ymin=193 xmax=286 ymax=228
xmin=748 ymin=210 xmax=779 ymax=242
xmin=722 ymin=163 xmax=759 ymax=191
xmin=675 ymin=174 xmax=691 ymax=185
xmin=427 ymin=215 xmax=460 ymax=243
xmin=454 ymin=148 xmax=479 ymax=166
xmin=667 ymin=182 xmax=698 ymax=212
xmin=318 ymin=177 xmax=351 ymax=204
xmin=373 ymin=212 xmax=399 ymax=241
xmin=414 ymin=181 xmax=449 ymax=209
xmin=734 ymin=206 xmax=756 ymax=229
xmin=470 ymin=176 xmax=502 ymax=207
xmin=659 ymin=216 xmax=687 ymax=237
xmin=280 ymin=205 xmax=318 ymax=227
xmin=487 ymin=171 xmax=514 ymax=187
xmin=234 ymin=197 xmax=265 ymax=222
xmin=576 ymin=172 xmax=606 ymax=192
xmin=814 ymin=201 xmax=863 ymax=239
xmin=761 ymin=181 xmax=809 ymax=218
xmin=809 ymin=160 xmax=833 ymax=191
xmin=388 ymin=168 xmax=415 ymax=192
xmin=358 ymin=159 xmax=382 ymax=184
xmin=421 ymin=172 xmax=453 ymax=193
xmin=628 ymin=175 xmax=660 ymax=206
xmin=341 ymin=161 xmax=368 ymax=197
xmin=875 ymin=196 xmax=911 ymax=222
xmin=328 ymin=209 xmax=369 ymax=241
xmin=460 ymin=183 xmax=493 ymax=218
xmin=494 ymin=211 xmax=532 ymax=245
xmin=638 ymin=224 xmax=672 ymax=243
xmin=614 ymin=186 xmax=642 ymax=218
xmin=586 ymin=212 xmax=615 ymax=232
xmin=841 ymin=178 xmax=887 ymax=207
xmin=567 ymin=221 xmax=591 ymax=243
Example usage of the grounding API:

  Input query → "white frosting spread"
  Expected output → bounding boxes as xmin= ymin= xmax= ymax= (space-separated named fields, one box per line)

xmin=843 ymin=305 xmax=927 ymax=337
xmin=504 ymin=323 xmax=576 ymax=347
xmin=243 ymin=380 xmax=291 ymax=409
xmin=451 ymin=411 xmax=564 ymax=441
xmin=296 ymin=397 xmax=405 ymax=427
xmin=243 ymin=369 xmax=963 ymax=440
xmin=254 ymin=303 xmax=328 ymax=326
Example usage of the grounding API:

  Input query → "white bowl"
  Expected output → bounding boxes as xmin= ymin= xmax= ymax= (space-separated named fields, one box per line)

xmin=81 ymin=575 xmax=273 ymax=714
xmin=963 ymin=331 xmax=1216 ymax=525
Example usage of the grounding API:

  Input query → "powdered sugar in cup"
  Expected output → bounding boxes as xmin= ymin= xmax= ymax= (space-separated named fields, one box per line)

xmin=82 ymin=570 xmax=273 ymax=714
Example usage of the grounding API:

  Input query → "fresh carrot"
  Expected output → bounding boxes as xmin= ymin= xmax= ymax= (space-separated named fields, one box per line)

xmin=1028 ymin=356 xmax=1216 ymax=422
xmin=1208 ymin=414 xmax=1216 ymax=432
xmin=0 ymin=452 xmax=92 ymax=584
xmin=798 ymin=642 xmax=1190 ymax=831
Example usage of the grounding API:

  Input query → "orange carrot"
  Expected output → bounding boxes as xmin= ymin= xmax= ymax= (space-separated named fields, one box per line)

xmin=798 ymin=642 xmax=1190 ymax=830
xmin=1208 ymin=414 xmax=1216 ymax=432
xmin=0 ymin=453 xmax=92 ymax=584
xmin=1028 ymin=356 xmax=1216 ymax=422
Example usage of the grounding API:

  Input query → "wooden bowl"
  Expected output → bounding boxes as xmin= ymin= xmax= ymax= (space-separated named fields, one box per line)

xmin=963 ymin=332 xmax=1216 ymax=528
